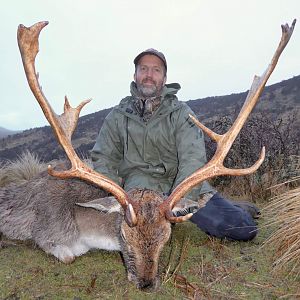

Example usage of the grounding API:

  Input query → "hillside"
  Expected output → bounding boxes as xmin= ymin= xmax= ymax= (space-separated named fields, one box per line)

xmin=0 ymin=127 xmax=22 ymax=139
xmin=0 ymin=75 xmax=299 ymax=163
xmin=187 ymin=75 xmax=300 ymax=123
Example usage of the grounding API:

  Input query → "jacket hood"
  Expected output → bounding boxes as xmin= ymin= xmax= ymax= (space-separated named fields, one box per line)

xmin=130 ymin=81 xmax=181 ymax=99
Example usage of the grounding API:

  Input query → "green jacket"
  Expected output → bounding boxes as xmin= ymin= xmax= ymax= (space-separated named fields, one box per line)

xmin=91 ymin=82 xmax=215 ymax=201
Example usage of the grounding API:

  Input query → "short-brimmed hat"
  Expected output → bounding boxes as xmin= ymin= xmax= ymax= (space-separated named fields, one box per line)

xmin=134 ymin=48 xmax=167 ymax=71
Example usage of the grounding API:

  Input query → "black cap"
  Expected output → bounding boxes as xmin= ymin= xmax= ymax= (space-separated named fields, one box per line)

xmin=134 ymin=48 xmax=167 ymax=71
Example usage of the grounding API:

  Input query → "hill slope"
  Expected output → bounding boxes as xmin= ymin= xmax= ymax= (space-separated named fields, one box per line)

xmin=0 ymin=127 xmax=22 ymax=139
xmin=0 ymin=75 xmax=299 ymax=162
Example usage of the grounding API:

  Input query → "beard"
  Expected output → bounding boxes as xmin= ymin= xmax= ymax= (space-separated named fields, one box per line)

xmin=136 ymin=79 xmax=164 ymax=98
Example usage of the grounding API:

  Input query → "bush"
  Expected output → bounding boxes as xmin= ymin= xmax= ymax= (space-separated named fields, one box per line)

xmin=204 ymin=113 xmax=300 ymax=201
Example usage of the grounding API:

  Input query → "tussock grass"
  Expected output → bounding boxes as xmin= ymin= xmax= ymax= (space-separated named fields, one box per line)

xmin=263 ymin=181 xmax=300 ymax=277
xmin=1 ymin=151 xmax=300 ymax=298
xmin=0 ymin=162 xmax=8 ymax=186
xmin=2 ymin=221 xmax=300 ymax=299
xmin=219 ymin=155 xmax=300 ymax=204
xmin=0 ymin=150 xmax=47 ymax=187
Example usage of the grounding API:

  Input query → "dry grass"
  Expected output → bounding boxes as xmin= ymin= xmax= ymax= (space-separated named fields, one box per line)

xmin=2 ymin=221 xmax=300 ymax=299
xmin=1 ymin=151 xmax=300 ymax=298
xmin=0 ymin=150 xmax=47 ymax=187
xmin=263 ymin=179 xmax=300 ymax=276
xmin=218 ymin=155 xmax=300 ymax=202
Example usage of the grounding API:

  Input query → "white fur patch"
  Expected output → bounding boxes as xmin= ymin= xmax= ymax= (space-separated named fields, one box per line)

xmin=69 ymin=235 xmax=121 ymax=257
xmin=49 ymin=235 xmax=121 ymax=263
xmin=51 ymin=245 xmax=75 ymax=263
xmin=107 ymin=203 xmax=122 ymax=213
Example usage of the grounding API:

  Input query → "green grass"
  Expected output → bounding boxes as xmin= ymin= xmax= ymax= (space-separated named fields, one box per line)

xmin=0 ymin=220 xmax=299 ymax=300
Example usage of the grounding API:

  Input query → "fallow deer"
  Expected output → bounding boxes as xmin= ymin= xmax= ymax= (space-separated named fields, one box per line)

xmin=0 ymin=19 xmax=296 ymax=290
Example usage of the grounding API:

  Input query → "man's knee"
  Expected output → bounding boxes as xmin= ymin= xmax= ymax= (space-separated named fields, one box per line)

xmin=222 ymin=221 xmax=258 ymax=241
xmin=190 ymin=192 xmax=258 ymax=241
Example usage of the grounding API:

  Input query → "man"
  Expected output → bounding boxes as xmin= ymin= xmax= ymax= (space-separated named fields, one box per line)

xmin=91 ymin=48 xmax=259 ymax=241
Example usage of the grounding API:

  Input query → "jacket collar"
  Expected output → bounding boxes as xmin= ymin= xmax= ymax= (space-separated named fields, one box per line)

xmin=116 ymin=82 xmax=183 ymax=125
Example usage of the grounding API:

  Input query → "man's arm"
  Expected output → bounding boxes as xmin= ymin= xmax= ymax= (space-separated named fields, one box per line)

xmin=91 ymin=110 xmax=123 ymax=185
xmin=172 ymin=106 xmax=215 ymax=200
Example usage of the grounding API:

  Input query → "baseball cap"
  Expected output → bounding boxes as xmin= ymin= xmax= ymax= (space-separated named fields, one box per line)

xmin=134 ymin=48 xmax=167 ymax=71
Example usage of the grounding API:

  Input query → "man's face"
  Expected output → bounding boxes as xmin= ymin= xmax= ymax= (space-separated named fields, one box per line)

xmin=134 ymin=54 xmax=167 ymax=98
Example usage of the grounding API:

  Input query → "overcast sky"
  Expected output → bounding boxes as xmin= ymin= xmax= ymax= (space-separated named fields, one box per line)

xmin=0 ymin=0 xmax=299 ymax=130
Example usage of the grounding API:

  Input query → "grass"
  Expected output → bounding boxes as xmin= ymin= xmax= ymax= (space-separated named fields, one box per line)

xmin=1 ymin=219 xmax=299 ymax=299
xmin=0 ymin=151 xmax=46 ymax=187
xmin=1 ymin=152 xmax=300 ymax=299
xmin=263 ymin=183 xmax=300 ymax=277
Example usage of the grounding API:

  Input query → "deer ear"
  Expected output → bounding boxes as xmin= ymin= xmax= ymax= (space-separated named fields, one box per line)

xmin=76 ymin=196 xmax=121 ymax=213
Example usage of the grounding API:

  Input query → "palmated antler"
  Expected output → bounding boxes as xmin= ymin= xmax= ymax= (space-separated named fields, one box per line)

xmin=17 ymin=21 xmax=137 ymax=227
xmin=162 ymin=19 xmax=297 ymax=223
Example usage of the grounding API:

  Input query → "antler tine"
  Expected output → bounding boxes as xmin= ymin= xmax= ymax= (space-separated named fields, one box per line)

xmin=162 ymin=19 xmax=296 ymax=220
xmin=17 ymin=21 xmax=137 ymax=226
xmin=17 ymin=22 xmax=86 ymax=165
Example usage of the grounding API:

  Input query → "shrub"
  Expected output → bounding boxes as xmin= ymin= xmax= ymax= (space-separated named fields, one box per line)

xmin=204 ymin=113 xmax=300 ymax=201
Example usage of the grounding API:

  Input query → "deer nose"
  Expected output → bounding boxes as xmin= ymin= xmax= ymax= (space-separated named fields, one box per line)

xmin=138 ymin=277 xmax=160 ymax=291
xmin=139 ymin=280 xmax=155 ymax=291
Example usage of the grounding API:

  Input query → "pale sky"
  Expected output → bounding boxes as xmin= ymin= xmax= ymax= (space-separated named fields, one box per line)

xmin=0 ymin=0 xmax=299 ymax=130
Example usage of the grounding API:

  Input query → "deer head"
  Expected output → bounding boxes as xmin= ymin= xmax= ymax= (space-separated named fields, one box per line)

xmin=17 ymin=19 xmax=296 ymax=290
